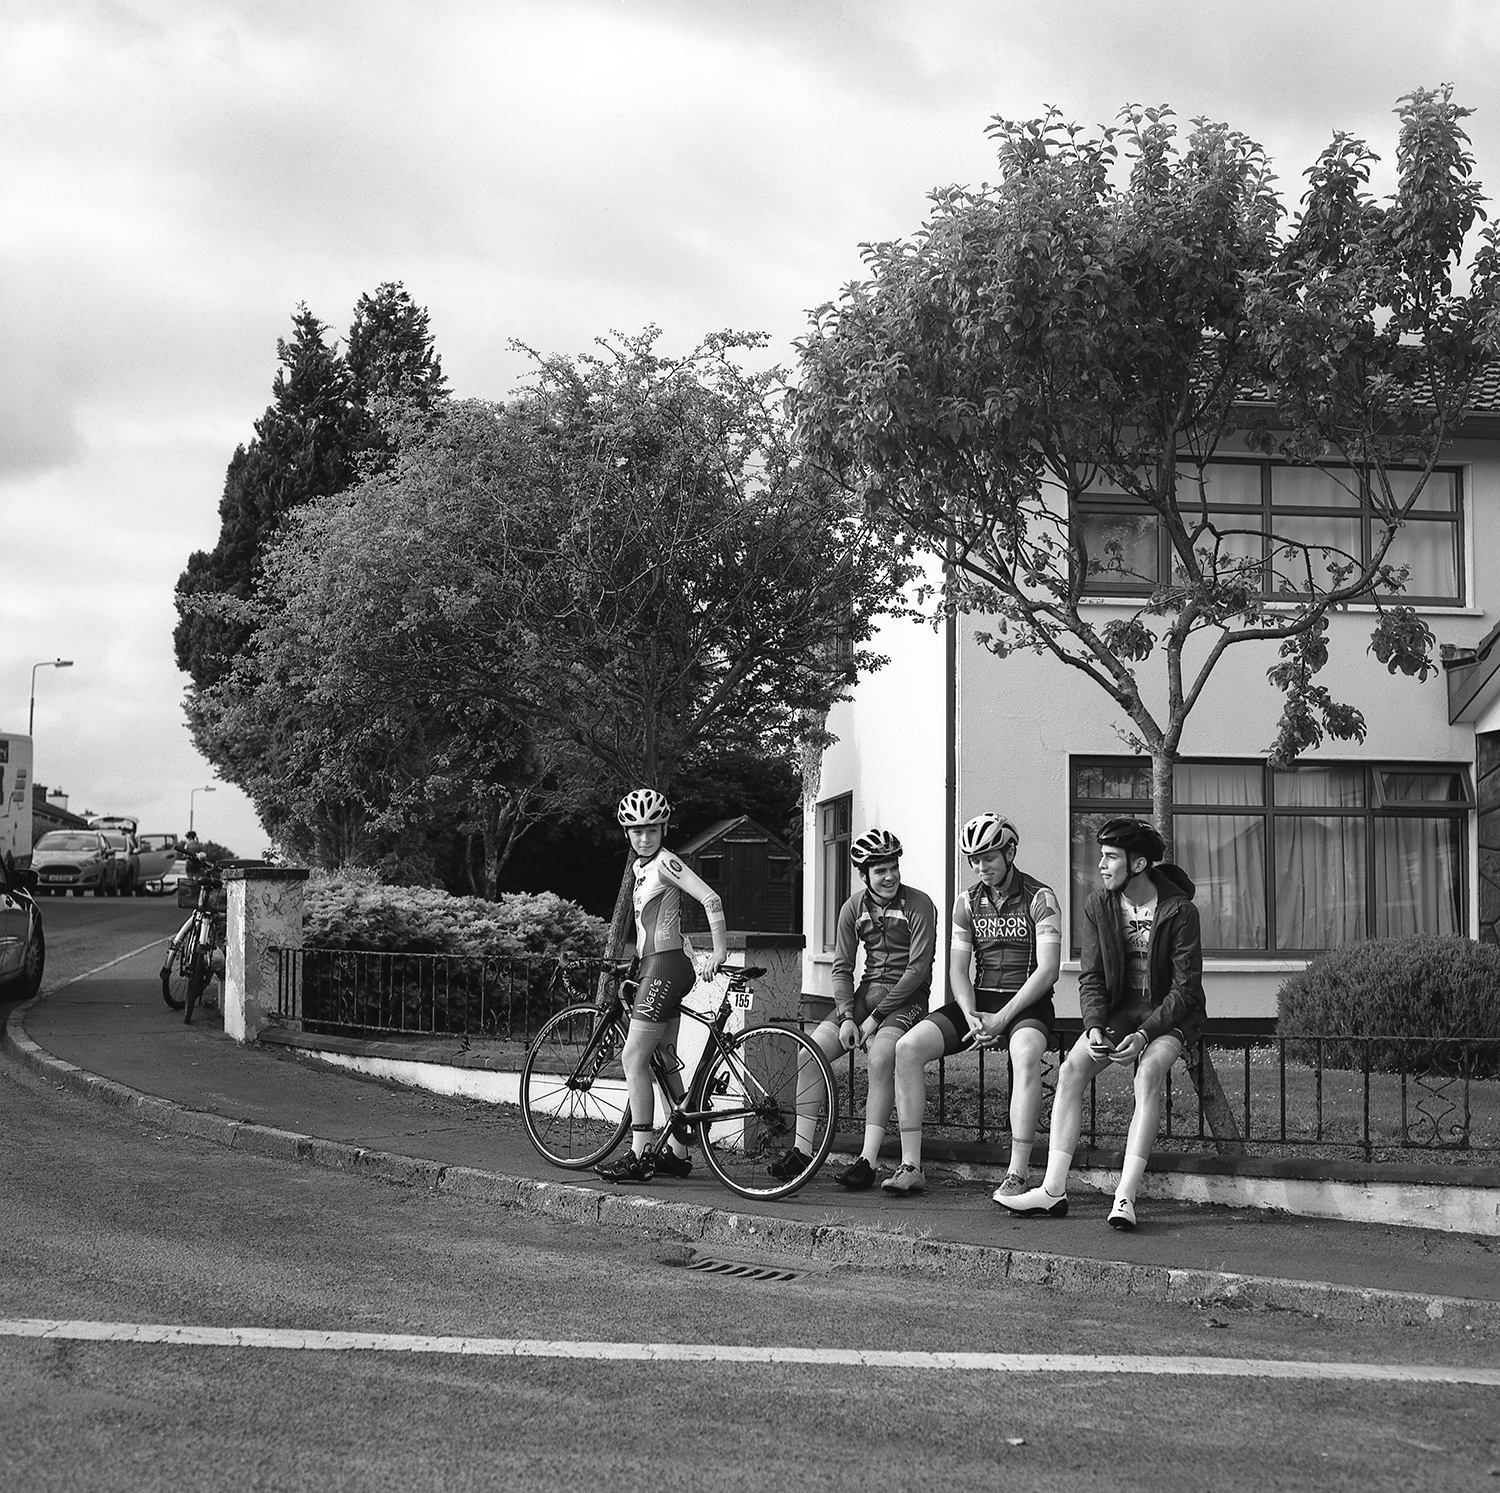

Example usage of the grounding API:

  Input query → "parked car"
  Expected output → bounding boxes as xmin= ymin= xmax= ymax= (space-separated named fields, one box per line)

xmin=98 ymin=831 xmax=140 ymax=896
xmin=31 ymin=830 xmax=116 ymax=896
xmin=0 ymin=860 xmax=44 ymax=998
xmin=147 ymin=855 xmax=190 ymax=898
xmin=136 ymin=833 xmax=178 ymax=892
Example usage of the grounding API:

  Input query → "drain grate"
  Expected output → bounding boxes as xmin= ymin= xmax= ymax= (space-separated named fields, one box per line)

xmin=687 ymin=1258 xmax=800 ymax=1283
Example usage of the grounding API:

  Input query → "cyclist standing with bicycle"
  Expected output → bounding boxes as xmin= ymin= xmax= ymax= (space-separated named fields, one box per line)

xmin=597 ymin=789 xmax=729 ymax=1184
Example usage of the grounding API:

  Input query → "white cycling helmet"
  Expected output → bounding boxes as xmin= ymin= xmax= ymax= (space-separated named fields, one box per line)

xmin=850 ymin=828 xmax=903 ymax=869
xmin=960 ymin=812 xmax=1019 ymax=858
xmin=617 ymin=788 xmax=671 ymax=827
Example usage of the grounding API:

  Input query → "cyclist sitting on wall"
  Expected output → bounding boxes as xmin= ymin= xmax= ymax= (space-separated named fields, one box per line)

xmin=596 ymin=788 xmax=729 ymax=1185
xmin=883 ymin=812 xmax=1061 ymax=1196
xmin=994 ymin=817 xmax=1206 ymax=1231
xmin=773 ymin=829 xmax=937 ymax=1190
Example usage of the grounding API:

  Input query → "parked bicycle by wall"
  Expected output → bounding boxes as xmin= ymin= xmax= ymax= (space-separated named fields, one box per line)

xmin=160 ymin=858 xmax=224 ymax=1024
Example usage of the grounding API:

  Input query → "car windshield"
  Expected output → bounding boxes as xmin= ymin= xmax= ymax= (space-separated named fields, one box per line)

xmin=37 ymin=834 xmax=98 ymax=852
xmin=103 ymin=834 xmax=129 ymax=849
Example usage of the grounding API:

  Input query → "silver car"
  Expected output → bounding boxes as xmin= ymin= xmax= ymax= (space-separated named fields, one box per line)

xmin=31 ymin=830 xmax=114 ymax=897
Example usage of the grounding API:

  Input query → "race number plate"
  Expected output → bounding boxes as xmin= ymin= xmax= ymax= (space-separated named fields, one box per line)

xmin=731 ymin=988 xmax=754 ymax=1010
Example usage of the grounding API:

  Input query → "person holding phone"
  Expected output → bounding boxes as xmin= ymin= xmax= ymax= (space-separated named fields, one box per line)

xmin=993 ymin=817 xmax=1205 ymax=1230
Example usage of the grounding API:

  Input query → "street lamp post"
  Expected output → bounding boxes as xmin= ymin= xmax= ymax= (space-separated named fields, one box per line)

xmin=189 ymin=784 xmax=216 ymax=836
xmin=29 ymin=658 xmax=74 ymax=737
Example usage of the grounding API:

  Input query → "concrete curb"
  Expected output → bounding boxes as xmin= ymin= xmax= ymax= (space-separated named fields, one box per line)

xmin=6 ymin=1000 xmax=1496 ymax=1331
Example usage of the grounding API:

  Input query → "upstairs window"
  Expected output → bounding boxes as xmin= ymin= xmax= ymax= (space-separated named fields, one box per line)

xmin=1077 ymin=461 xmax=1463 ymax=606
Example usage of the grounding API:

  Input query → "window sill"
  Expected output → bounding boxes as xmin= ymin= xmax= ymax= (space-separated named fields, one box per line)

xmin=1061 ymin=957 xmax=1310 ymax=974
xmin=1073 ymin=596 xmax=1485 ymax=618
xmin=808 ymin=952 xmax=836 ymax=965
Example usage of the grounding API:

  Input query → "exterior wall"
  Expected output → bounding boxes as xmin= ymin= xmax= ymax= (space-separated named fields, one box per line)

xmin=801 ymin=599 xmax=948 ymax=1001
xmin=958 ymin=440 xmax=1495 ymax=1020
xmin=811 ymin=439 xmax=1497 ymax=1018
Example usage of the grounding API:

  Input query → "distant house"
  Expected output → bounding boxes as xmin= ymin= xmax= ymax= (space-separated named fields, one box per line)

xmin=677 ymin=816 xmax=799 ymax=935
xmin=802 ymin=428 xmax=1500 ymax=1020
xmin=32 ymin=784 xmax=90 ymax=841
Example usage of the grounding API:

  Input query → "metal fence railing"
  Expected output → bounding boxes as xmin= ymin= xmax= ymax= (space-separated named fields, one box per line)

xmin=271 ymin=946 xmax=618 ymax=1048
xmin=858 ymin=1025 xmax=1500 ymax=1161
xmin=271 ymin=949 xmax=1500 ymax=1161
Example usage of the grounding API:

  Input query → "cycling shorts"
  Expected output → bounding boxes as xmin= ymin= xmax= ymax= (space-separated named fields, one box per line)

xmin=842 ymin=983 xmax=926 ymax=1038
xmin=631 ymin=949 xmax=696 ymax=1024
xmin=927 ymin=990 xmax=1055 ymax=1058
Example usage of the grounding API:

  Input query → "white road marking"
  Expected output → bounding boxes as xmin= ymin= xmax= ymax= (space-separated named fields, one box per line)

xmin=1 ymin=1320 xmax=1496 ymax=1384
xmin=49 ymin=940 xmax=170 ymax=991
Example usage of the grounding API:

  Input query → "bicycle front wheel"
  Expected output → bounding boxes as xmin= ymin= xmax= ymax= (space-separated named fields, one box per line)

xmin=161 ymin=930 xmax=194 ymax=1011
xmin=183 ymin=942 xmax=210 ymax=1025
xmin=695 ymin=1023 xmax=838 ymax=1200
xmin=520 ymin=1003 xmax=631 ymax=1168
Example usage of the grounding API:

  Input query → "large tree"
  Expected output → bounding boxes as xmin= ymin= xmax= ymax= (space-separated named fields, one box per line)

xmin=201 ymin=332 xmax=912 ymax=930
xmin=794 ymin=88 xmax=1500 ymax=1148
xmin=175 ymin=284 xmax=447 ymax=693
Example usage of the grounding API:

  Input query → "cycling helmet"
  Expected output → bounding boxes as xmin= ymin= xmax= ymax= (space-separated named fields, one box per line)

xmin=1096 ymin=817 xmax=1165 ymax=865
xmin=960 ymin=812 xmax=1019 ymax=858
xmin=617 ymin=788 xmax=671 ymax=828
xmin=850 ymin=828 xmax=903 ymax=869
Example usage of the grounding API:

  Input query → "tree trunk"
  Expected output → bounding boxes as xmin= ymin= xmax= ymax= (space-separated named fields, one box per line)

xmin=1151 ymin=748 xmax=1245 ymax=1156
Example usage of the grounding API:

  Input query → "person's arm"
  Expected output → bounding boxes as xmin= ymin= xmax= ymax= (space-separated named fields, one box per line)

xmin=1077 ymin=893 xmax=1114 ymax=1057
xmin=948 ymin=896 xmax=985 ymax=1042
xmin=985 ymin=886 xmax=1063 ymax=1036
xmin=1137 ymin=901 xmax=1205 ymax=1045
xmin=659 ymin=855 xmax=728 ymax=974
xmin=830 ymin=897 xmax=859 ymax=1021
xmin=872 ymin=891 xmax=937 ymax=1014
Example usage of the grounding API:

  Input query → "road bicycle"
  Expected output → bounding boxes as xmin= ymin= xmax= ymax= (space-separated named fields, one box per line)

xmin=160 ymin=863 xmax=224 ymax=1025
xmin=519 ymin=963 xmax=839 ymax=1201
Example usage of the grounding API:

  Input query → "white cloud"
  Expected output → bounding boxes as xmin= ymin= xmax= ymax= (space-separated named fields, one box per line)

xmin=3 ymin=0 xmax=1498 ymax=870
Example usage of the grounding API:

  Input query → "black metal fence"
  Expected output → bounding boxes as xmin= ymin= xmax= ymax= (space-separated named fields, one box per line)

xmin=271 ymin=946 xmax=1500 ymax=1160
xmin=886 ymin=1026 xmax=1500 ymax=1160
xmin=271 ymin=946 xmax=618 ymax=1047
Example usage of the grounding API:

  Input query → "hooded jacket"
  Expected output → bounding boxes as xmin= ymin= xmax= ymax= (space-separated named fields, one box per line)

xmin=1077 ymin=863 xmax=1205 ymax=1049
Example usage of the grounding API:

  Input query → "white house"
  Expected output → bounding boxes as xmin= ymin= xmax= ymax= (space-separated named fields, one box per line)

xmin=802 ymin=426 xmax=1500 ymax=1024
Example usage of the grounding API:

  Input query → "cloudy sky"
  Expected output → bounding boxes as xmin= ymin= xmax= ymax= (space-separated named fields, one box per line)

xmin=3 ymin=0 xmax=1499 ymax=858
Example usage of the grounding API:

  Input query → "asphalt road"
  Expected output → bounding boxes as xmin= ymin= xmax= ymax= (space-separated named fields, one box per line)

xmin=3 ymin=900 xmax=1499 ymax=1491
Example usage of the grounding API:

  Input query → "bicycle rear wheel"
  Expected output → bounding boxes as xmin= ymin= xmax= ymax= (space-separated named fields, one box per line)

xmin=183 ymin=942 xmax=210 ymax=1025
xmin=695 ymin=1023 xmax=837 ymax=1201
xmin=520 ymin=1003 xmax=631 ymax=1168
xmin=160 ymin=930 xmax=194 ymax=1011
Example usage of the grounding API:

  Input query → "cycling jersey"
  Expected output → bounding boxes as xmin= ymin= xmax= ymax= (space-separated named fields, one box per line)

xmin=831 ymin=884 xmax=938 ymax=1019
xmin=950 ymin=866 xmax=1062 ymax=994
xmin=631 ymin=849 xmax=726 ymax=961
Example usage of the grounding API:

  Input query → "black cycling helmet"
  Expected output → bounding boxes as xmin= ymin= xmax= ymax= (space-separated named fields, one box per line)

xmin=850 ymin=828 xmax=902 ymax=869
xmin=1096 ymin=817 xmax=1165 ymax=865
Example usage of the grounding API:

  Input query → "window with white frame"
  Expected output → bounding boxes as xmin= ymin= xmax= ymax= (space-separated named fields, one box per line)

xmin=1069 ymin=758 xmax=1471 ymax=956
xmin=1077 ymin=461 xmax=1464 ymax=607
xmin=818 ymin=794 xmax=852 ymax=952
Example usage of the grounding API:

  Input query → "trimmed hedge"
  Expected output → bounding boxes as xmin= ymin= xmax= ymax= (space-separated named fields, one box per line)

xmin=1277 ymin=935 xmax=1500 ymax=1076
xmin=304 ymin=871 xmax=608 ymax=962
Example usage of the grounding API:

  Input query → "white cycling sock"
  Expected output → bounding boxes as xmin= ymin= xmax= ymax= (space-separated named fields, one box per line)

xmin=1117 ymin=1151 xmax=1149 ymax=1204
xmin=1042 ymin=1147 xmax=1073 ymax=1196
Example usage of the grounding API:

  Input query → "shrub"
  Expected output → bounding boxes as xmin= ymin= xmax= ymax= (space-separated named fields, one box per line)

xmin=298 ymin=872 xmax=610 ymax=1037
xmin=304 ymin=870 xmax=607 ymax=962
xmin=1277 ymin=935 xmax=1500 ymax=1076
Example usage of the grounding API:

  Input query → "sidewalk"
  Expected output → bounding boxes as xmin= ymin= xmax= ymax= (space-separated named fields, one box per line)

xmin=8 ymin=940 xmax=1500 ymax=1324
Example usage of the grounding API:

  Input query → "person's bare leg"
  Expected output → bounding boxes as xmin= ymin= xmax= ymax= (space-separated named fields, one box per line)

xmin=861 ymin=1026 xmax=901 ymax=1164
xmin=621 ymin=1018 xmax=665 ymax=1156
xmin=794 ymin=1019 xmax=845 ymax=1152
xmin=893 ymin=1022 xmax=946 ymax=1168
xmin=1117 ymin=1037 xmax=1182 ymax=1204
xmin=1006 ymin=1025 xmax=1049 ymax=1180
